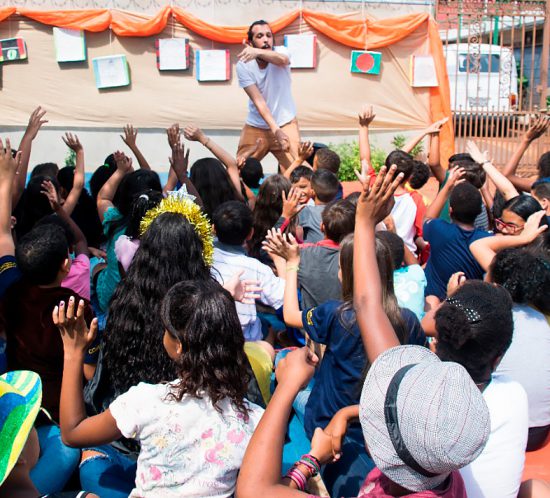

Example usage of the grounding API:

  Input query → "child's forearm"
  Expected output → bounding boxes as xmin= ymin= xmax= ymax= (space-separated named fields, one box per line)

xmin=60 ymin=350 xmax=88 ymax=445
xmin=283 ymin=260 xmax=303 ymax=328
xmin=425 ymin=183 xmax=451 ymax=220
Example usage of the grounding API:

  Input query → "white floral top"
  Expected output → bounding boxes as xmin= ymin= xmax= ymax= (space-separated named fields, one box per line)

xmin=109 ymin=381 xmax=264 ymax=497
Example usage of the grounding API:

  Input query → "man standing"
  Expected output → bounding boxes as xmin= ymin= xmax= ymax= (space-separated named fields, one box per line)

xmin=236 ymin=20 xmax=300 ymax=171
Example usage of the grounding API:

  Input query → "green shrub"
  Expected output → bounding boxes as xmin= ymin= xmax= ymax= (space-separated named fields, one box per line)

xmin=65 ymin=149 xmax=76 ymax=168
xmin=391 ymin=134 xmax=424 ymax=158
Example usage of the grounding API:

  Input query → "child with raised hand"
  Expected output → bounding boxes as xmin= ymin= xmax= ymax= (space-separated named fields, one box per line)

xmin=54 ymin=281 xmax=264 ymax=498
xmin=236 ymin=168 xmax=491 ymax=498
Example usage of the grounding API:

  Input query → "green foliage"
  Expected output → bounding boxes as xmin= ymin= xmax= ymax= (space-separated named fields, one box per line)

xmin=330 ymin=133 xmax=422 ymax=182
xmin=391 ymin=134 xmax=424 ymax=158
xmin=65 ymin=149 xmax=76 ymax=168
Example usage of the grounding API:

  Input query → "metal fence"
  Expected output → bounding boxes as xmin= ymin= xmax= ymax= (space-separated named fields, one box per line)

xmin=436 ymin=0 xmax=549 ymax=173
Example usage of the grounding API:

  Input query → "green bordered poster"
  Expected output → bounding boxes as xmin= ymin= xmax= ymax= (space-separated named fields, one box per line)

xmin=350 ymin=50 xmax=381 ymax=75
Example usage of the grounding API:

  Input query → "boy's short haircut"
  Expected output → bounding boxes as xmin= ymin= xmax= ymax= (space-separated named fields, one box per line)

xmin=290 ymin=165 xmax=313 ymax=184
xmin=452 ymin=160 xmax=486 ymax=189
xmin=376 ymin=230 xmax=405 ymax=270
xmin=212 ymin=201 xmax=253 ymax=246
xmin=532 ymin=180 xmax=550 ymax=201
xmin=409 ymin=160 xmax=431 ymax=190
xmin=448 ymin=153 xmax=474 ymax=164
xmin=35 ymin=214 xmax=76 ymax=246
xmin=385 ymin=150 xmax=414 ymax=182
xmin=322 ymin=199 xmax=356 ymax=243
xmin=240 ymin=158 xmax=264 ymax=189
xmin=30 ymin=162 xmax=59 ymax=179
xmin=449 ymin=183 xmax=482 ymax=224
xmin=315 ymin=148 xmax=341 ymax=174
xmin=311 ymin=169 xmax=339 ymax=204
xmin=15 ymin=224 xmax=69 ymax=286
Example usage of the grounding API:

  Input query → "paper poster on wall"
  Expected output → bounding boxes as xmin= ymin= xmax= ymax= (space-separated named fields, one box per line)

xmin=0 ymin=38 xmax=28 ymax=62
xmin=350 ymin=50 xmax=381 ymax=75
xmin=53 ymin=28 xmax=86 ymax=63
xmin=410 ymin=55 xmax=438 ymax=87
xmin=196 ymin=50 xmax=230 ymax=82
xmin=284 ymin=34 xmax=317 ymax=69
xmin=92 ymin=55 xmax=130 ymax=89
xmin=156 ymin=38 xmax=190 ymax=71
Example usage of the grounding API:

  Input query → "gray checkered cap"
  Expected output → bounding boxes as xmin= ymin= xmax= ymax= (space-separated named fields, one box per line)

xmin=360 ymin=345 xmax=490 ymax=492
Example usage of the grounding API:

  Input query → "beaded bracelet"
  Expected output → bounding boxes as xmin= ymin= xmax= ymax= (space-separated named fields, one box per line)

xmin=299 ymin=454 xmax=321 ymax=476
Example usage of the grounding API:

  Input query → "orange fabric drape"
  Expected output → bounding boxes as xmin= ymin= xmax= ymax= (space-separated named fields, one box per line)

xmin=171 ymin=7 xmax=299 ymax=44
xmin=301 ymin=10 xmax=429 ymax=49
xmin=0 ymin=7 xmax=16 ymax=23
xmin=2 ymin=6 xmax=453 ymax=162
xmin=111 ymin=6 xmax=170 ymax=37
xmin=17 ymin=8 xmax=111 ymax=32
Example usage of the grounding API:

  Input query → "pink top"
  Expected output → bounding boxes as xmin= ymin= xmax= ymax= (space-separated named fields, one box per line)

xmin=62 ymin=253 xmax=91 ymax=301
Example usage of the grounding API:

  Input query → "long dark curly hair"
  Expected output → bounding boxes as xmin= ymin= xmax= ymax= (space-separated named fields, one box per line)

xmin=102 ymin=211 xmax=211 ymax=397
xmin=248 ymin=174 xmax=291 ymax=259
xmin=161 ymin=280 xmax=251 ymax=419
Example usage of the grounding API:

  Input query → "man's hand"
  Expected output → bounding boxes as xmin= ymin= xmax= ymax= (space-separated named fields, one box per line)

xmin=358 ymin=105 xmax=376 ymax=128
xmin=120 ymin=124 xmax=139 ymax=149
xmin=62 ymin=132 xmax=83 ymax=153
xmin=25 ymin=106 xmax=48 ymax=141
xmin=0 ymin=138 xmax=19 ymax=182
xmin=238 ymin=42 xmax=259 ymax=63
xmin=113 ymin=151 xmax=133 ymax=174
xmin=275 ymin=347 xmax=319 ymax=392
xmin=274 ymin=128 xmax=290 ymax=152
xmin=169 ymin=142 xmax=190 ymax=180
xmin=356 ymin=165 xmax=403 ymax=227
xmin=183 ymin=124 xmax=208 ymax=145
xmin=263 ymin=228 xmax=300 ymax=262
xmin=53 ymin=297 xmax=98 ymax=358
xmin=425 ymin=117 xmax=449 ymax=135
xmin=41 ymin=179 xmax=62 ymax=212
xmin=166 ymin=124 xmax=180 ymax=150
xmin=524 ymin=115 xmax=550 ymax=143
xmin=281 ymin=187 xmax=305 ymax=219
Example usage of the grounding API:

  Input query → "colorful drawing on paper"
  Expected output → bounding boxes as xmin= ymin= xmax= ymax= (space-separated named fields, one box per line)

xmin=350 ymin=51 xmax=381 ymax=75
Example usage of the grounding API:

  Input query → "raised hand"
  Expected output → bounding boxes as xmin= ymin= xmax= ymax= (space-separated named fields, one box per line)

xmin=445 ymin=166 xmax=466 ymax=189
xmin=41 ymin=179 xmax=62 ymax=212
xmin=183 ymin=124 xmax=207 ymax=145
xmin=113 ymin=150 xmax=133 ymax=174
xmin=53 ymin=296 xmax=98 ymax=356
xmin=25 ymin=106 xmax=48 ymax=140
xmin=358 ymin=104 xmax=376 ymax=127
xmin=166 ymin=123 xmax=181 ymax=150
xmin=224 ymin=270 xmax=263 ymax=304
xmin=62 ymin=132 xmax=83 ymax=153
xmin=238 ymin=42 xmax=259 ymax=63
xmin=120 ymin=124 xmax=138 ymax=149
xmin=446 ymin=271 xmax=466 ymax=297
xmin=274 ymin=128 xmax=290 ymax=153
xmin=0 ymin=138 xmax=20 ymax=181
xmin=356 ymin=165 xmax=403 ymax=227
xmin=263 ymin=229 xmax=300 ymax=262
xmin=169 ymin=142 xmax=190 ymax=180
xmin=521 ymin=210 xmax=548 ymax=243
xmin=425 ymin=117 xmax=449 ymax=134
xmin=298 ymin=141 xmax=314 ymax=161
xmin=281 ymin=187 xmax=305 ymax=219
xmin=275 ymin=347 xmax=319 ymax=392
xmin=465 ymin=140 xmax=491 ymax=165
xmin=524 ymin=115 xmax=550 ymax=142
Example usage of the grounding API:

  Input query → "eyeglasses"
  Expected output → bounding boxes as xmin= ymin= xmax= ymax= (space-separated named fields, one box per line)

xmin=495 ymin=218 xmax=524 ymax=234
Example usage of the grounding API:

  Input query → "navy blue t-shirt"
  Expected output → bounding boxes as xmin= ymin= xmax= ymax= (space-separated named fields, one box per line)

xmin=0 ymin=255 xmax=21 ymax=300
xmin=301 ymin=301 xmax=424 ymax=439
xmin=424 ymin=219 xmax=492 ymax=300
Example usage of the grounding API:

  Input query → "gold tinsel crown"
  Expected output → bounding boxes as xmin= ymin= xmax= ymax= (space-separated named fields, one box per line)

xmin=139 ymin=196 xmax=214 ymax=266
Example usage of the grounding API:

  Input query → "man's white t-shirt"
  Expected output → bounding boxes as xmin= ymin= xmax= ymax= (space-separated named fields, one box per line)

xmin=236 ymin=46 xmax=296 ymax=129
xmin=110 ymin=381 xmax=264 ymax=498
xmin=496 ymin=304 xmax=550 ymax=428
xmin=460 ymin=375 xmax=528 ymax=498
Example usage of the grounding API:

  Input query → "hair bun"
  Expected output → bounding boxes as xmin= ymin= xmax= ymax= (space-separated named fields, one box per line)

xmin=435 ymin=303 xmax=472 ymax=350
